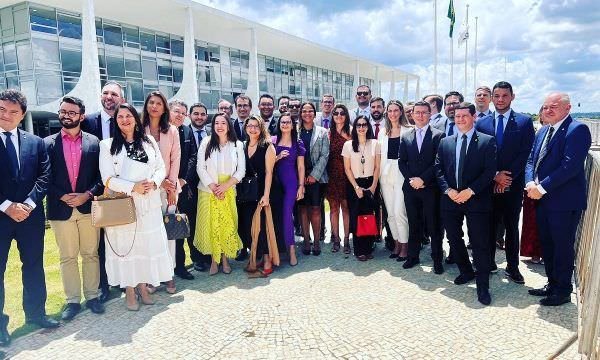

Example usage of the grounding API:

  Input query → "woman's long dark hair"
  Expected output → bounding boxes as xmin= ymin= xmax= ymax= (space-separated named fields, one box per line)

xmin=299 ymin=102 xmax=316 ymax=131
xmin=205 ymin=112 xmax=238 ymax=160
xmin=111 ymin=103 xmax=150 ymax=155
xmin=330 ymin=104 xmax=351 ymax=142
xmin=275 ymin=113 xmax=298 ymax=147
xmin=142 ymin=90 xmax=170 ymax=134
xmin=384 ymin=100 xmax=410 ymax=134
xmin=351 ymin=115 xmax=374 ymax=152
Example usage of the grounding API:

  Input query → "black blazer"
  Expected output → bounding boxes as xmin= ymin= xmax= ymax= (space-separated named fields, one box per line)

xmin=232 ymin=118 xmax=246 ymax=141
xmin=81 ymin=111 xmax=115 ymax=140
xmin=0 ymin=129 xmax=50 ymax=219
xmin=178 ymin=125 xmax=199 ymax=189
xmin=435 ymin=131 xmax=496 ymax=212
xmin=44 ymin=132 xmax=103 ymax=220
xmin=398 ymin=126 xmax=445 ymax=192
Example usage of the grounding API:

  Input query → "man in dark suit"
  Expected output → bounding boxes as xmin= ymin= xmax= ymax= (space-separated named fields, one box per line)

xmin=435 ymin=102 xmax=496 ymax=305
xmin=399 ymin=101 xmax=446 ymax=274
xmin=432 ymin=91 xmax=463 ymax=137
xmin=81 ymin=80 xmax=124 ymax=303
xmin=525 ymin=92 xmax=591 ymax=306
xmin=0 ymin=89 xmax=59 ymax=346
xmin=45 ymin=96 xmax=105 ymax=321
xmin=258 ymin=94 xmax=279 ymax=135
xmin=475 ymin=81 xmax=535 ymax=283
xmin=232 ymin=94 xmax=252 ymax=142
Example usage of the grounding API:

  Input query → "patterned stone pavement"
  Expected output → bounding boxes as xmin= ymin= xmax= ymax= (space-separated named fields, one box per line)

xmin=1 ymin=236 xmax=580 ymax=360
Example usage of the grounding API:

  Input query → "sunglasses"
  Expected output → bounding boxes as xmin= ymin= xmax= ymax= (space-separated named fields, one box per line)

xmin=356 ymin=91 xmax=370 ymax=97
xmin=333 ymin=111 xmax=346 ymax=116
xmin=288 ymin=105 xmax=300 ymax=109
xmin=355 ymin=123 xmax=369 ymax=128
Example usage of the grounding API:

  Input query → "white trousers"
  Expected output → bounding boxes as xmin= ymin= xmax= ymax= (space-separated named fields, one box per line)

xmin=380 ymin=165 xmax=409 ymax=243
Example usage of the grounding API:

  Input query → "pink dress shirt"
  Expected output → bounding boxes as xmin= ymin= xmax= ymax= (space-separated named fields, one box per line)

xmin=61 ymin=129 xmax=83 ymax=192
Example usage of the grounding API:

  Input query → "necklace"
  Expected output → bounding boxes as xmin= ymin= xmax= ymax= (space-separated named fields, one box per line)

xmin=359 ymin=140 xmax=367 ymax=175
xmin=248 ymin=142 xmax=258 ymax=147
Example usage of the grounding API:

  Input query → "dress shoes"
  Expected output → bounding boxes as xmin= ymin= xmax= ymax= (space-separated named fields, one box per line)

xmin=193 ymin=262 xmax=207 ymax=272
xmin=27 ymin=316 xmax=60 ymax=329
xmin=402 ymin=258 xmax=420 ymax=269
xmin=395 ymin=256 xmax=408 ymax=262
xmin=235 ymin=249 xmax=248 ymax=261
xmin=528 ymin=284 xmax=552 ymax=297
xmin=175 ymin=269 xmax=195 ymax=280
xmin=505 ymin=269 xmax=525 ymax=284
xmin=421 ymin=237 xmax=431 ymax=246
xmin=61 ymin=303 xmax=81 ymax=321
xmin=445 ymin=255 xmax=455 ymax=264
xmin=477 ymin=287 xmax=492 ymax=306
xmin=98 ymin=287 xmax=111 ymax=303
xmin=433 ymin=261 xmax=445 ymax=275
xmin=540 ymin=294 xmax=571 ymax=306
xmin=490 ymin=264 xmax=498 ymax=273
xmin=0 ymin=326 xmax=10 ymax=347
xmin=85 ymin=298 xmax=105 ymax=314
xmin=454 ymin=272 xmax=475 ymax=285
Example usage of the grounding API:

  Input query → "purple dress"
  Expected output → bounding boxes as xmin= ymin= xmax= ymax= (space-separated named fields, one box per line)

xmin=273 ymin=136 xmax=306 ymax=246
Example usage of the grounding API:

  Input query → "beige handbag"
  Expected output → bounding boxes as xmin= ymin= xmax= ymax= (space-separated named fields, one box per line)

xmin=91 ymin=177 xmax=136 ymax=228
xmin=246 ymin=203 xmax=280 ymax=275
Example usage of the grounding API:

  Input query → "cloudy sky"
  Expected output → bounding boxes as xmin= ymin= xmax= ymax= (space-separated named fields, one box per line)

xmin=195 ymin=0 xmax=599 ymax=113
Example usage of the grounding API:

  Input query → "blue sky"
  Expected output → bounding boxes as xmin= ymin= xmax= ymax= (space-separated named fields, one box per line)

xmin=196 ymin=0 xmax=600 ymax=113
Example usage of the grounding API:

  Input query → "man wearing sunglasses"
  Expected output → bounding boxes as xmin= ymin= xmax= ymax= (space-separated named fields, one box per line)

xmin=350 ymin=85 xmax=372 ymax=122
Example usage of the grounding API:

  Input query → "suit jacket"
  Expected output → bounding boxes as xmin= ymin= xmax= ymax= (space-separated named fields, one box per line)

xmin=82 ymin=111 xmax=114 ymax=140
xmin=264 ymin=116 xmax=279 ymax=135
xmin=475 ymin=111 xmax=535 ymax=191
xmin=177 ymin=125 xmax=199 ymax=209
xmin=232 ymin=118 xmax=246 ymax=141
xmin=304 ymin=125 xmax=330 ymax=183
xmin=0 ymin=129 xmax=50 ymax=220
xmin=398 ymin=126 xmax=445 ymax=192
xmin=525 ymin=116 xmax=591 ymax=211
xmin=435 ymin=131 xmax=496 ymax=212
xmin=44 ymin=131 xmax=103 ymax=220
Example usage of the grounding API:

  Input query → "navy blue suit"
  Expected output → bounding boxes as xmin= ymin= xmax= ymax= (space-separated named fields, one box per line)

xmin=525 ymin=116 xmax=591 ymax=297
xmin=435 ymin=130 xmax=496 ymax=288
xmin=475 ymin=111 xmax=534 ymax=271
xmin=44 ymin=132 xmax=103 ymax=220
xmin=0 ymin=129 xmax=50 ymax=325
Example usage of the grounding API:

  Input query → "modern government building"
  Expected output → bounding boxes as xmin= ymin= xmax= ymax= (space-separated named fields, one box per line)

xmin=0 ymin=0 xmax=419 ymax=137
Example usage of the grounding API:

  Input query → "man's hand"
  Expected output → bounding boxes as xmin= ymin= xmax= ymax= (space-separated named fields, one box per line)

xmin=526 ymin=186 xmax=543 ymax=200
xmin=454 ymin=189 xmax=474 ymax=203
xmin=5 ymin=203 xmax=31 ymax=222
xmin=494 ymin=183 xmax=507 ymax=194
xmin=64 ymin=193 xmax=91 ymax=207
xmin=306 ymin=176 xmax=318 ymax=185
xmin=494 ymin=170 xmax=512 ymax=188
xmin=409 ymin=177 xmax=425 ymax=189
xmin=447 ymin=189 xmax=459 ymax=202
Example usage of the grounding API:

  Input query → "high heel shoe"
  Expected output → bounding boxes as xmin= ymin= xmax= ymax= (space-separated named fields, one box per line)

xmin=222 ymin=265 xmax=232 ymax=274
xmin=262 ymin=267 xmax=273 ymax=276
xmin=209 ymin=264 xmax=219 ymax=276
xmin=135 ymin=287 xmax=155 ymax=305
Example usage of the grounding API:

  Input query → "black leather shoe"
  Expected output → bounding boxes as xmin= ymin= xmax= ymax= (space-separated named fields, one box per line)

xmin=402 ymin=258 xmax=420 ymax=269
xmin=0 ymin=326 xmax=10 ymax=347
xmin=98 ymin=287 xmax=111 ymax=303
xmin=374 ymin=236 xmax=382 ymax=243
xmin=540 ymin=294 xmax=571 ymax=306
xmin=528 ymin=284 xmax=552 ymax=297
xmin=85 ymin=298 xmax=105 ymax=314
xmin=433 ymin=261 xmax=445 ymax=275
xmin=490 ymin=264 xmax=498 ymax=273
xmin=505 ymin=269 xmax=525 ymax=284
xmin=294 ymin=227 xmax=303 ymax=236
xmin=445 ymin=255 xmax=455 ymax=264
xmin=389 ymin=253 xmax=399 ymax=259
xmin=477 ymin=287 xmax=492 ymax=305
xmin=235 ymin=249 xmax=248 ymax=261
xmin=421 ymin=237 xmax=431 ymax=245
xmin=454 ymin=272 xmax=475 ymax=285
xmin=27 ymin=316 xmax=60 ymax=329
xmin=193 ymin=262 xmax=207 ymax=272
xmin=175 ymin=269 xmax=195 ymax=280
xmin=61 ymin=303 xmax=81 ymax=321
xmin=396 ymin=256 xmax=408 ymax=262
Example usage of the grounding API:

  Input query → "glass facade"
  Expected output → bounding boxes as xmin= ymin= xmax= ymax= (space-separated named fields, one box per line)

xmin=0 ymin=2 xmax=374 ymax=114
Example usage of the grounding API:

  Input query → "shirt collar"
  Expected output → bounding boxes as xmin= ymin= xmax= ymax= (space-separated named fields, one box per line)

xmin=495 ymin=109 xmax=512 ymax=121
xmin=458 ymin=126 xmax=476 ymax=139
xmin=61 ymin=128 xmax=82 ymax=140
xmin=101 ymin=109 xmax=112 ymax=122
xmin=430 ymin=112 xmax=440 ymax=120
xmin=416 ymin=124 xmax=430 ymax=132
xmin=0 ymin=126 xmax=18 ymax=136
xmin=551 ymin=114 xmax=570 ymax=131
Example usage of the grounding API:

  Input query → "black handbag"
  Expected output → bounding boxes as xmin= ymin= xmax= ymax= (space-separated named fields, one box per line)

xmin=163 ymin=212 xmax=191 ymax=240
xmin=237 ymin=143 xmax=260 ymax=202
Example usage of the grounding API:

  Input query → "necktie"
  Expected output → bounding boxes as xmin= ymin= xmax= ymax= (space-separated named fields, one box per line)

xmin=416 ymin=128 xmax=423 ymax=152
xmin=375 ymin=123 xmax=380 ymax=138
xmin=535 ymin=126 xmax=555 ymax=176
xmin=478 ymin=112 xmax=485 ymax=118
xmin=323 ymin=118 xmax=329 ymax=129
xmin=3 ymin=132 xmax=19 ymax=179
xmin=238 ymin=122 xmax=245 ymax=140
xmin=109 ymin=117 xmax=115 ymax=138
xmin=448 ymin=122 xmax=455 ymax=136
xmin=496 ymin=114 xmax=504 ymax=148
xmin=195 ymin=130 xmax=201 ymax=146
xmin=457 ymin=134 xmax=468 ymax=190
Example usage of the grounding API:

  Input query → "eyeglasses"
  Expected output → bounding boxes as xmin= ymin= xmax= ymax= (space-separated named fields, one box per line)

xmin=279 ymin=120 xmax=292 ymax=125
xmin=356 ymin=91 xmax=370 ymax=97
xmin=58 ymin=110 xmax=80 ymax=117
xmin=355 ymin=123 xmax=369 ymax=128
xmin=171 ymin=110 xmax=187 ymax=116
xmin=445 ymin=102 xmax=460 ymax=107
xmin=322 ymin=100 xmax=334 ymax=105
xmin=246 ymin=124 xmax=260 ymax=130
xmin=333 ymin=111 xmax=346 ymax=116
xmin=259 ymin=102 xmax=273 ymax=107
xmin=413 ymin=111 xmax=431 ymax=116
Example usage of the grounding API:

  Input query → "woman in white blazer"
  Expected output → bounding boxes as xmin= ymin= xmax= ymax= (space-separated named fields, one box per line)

xmin=378 ymin=100 xmax=412 ymax=261
xmin=98 ymin=103 xmax=173 ymax=311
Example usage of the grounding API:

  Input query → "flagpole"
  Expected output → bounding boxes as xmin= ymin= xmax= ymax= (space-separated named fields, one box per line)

xmin=474 ymin=16 xmax=478 ymax=91
xmin=450 ymin=37 xmax=454 ymax=89
xmin=448 ymin=0 xmax=455 ymax=90
xmin=464 ymin=4 xmax=469 ymax=96
xmin=434 ymin=0 xmax=438 ymax=93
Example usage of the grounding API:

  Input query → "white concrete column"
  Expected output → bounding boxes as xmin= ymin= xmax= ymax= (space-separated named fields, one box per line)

xmin=374 ymin=66 xmax=380 ymax=96
xmin=173 ymin=5 xmax=198 ymax=107
xmin=245 ymin=27 xmax=260 ymax=105
xmin=353 ymin=60 xmax=360 ymax=90
xmin=403 ymin=75 xmax=409 ymax=103
xmin=24 ymin=111 xmax=33 ymax=133
xmin=389 ymin=72 xmax=396 ymax=99
xmin=38 ymin=0 xmax=101 ymax=113
xmin=415 ymin=77 xmax=420 ymax=100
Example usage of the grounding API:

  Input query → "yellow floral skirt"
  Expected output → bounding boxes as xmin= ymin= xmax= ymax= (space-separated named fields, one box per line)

xmin=194 ymin=175 xmax=242 ymax=263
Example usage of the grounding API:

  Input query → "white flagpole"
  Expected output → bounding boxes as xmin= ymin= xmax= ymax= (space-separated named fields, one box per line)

xmin=450 ymin=37 xmax=454 ymax=89
xmin=464 ymin=4 xmax=469 ymax=96
xmin=434 ymin=0 xmax=438 ymax=93
xmin=474 ymin=16 xmax=478 ymax=91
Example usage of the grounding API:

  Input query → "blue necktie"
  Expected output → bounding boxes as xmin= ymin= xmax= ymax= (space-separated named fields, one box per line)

xmin=496 ymin=114 xmax=504 ymax=148
xmin=448 ymin=122 xmax=455 ymax=136
xmin=323 ymin=118 xmax=329 ymax=129
xmin=3 ymin=132 xmax=19 ymax=179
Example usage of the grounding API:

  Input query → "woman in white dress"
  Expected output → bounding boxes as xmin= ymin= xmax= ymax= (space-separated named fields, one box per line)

xmin=99 ymin=103 xmax=173 ymax=311
xmin=378 ymin=100 xmax=411 ymax=261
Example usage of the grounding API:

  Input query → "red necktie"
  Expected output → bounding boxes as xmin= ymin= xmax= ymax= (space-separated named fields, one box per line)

xmin=375 ymin=123 xmax=380 ymax=138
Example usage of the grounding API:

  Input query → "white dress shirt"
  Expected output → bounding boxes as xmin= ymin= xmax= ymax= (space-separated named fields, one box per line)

xmin=100 ymin=109 xmax=113 ymax=140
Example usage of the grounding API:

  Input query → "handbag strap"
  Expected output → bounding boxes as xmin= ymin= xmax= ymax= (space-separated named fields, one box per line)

xmin=104 ymin=220 xmax=138 ymax=258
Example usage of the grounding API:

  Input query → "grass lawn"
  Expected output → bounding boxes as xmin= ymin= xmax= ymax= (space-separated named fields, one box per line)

xmin=5 ymin=229 xmax=64 ymax=338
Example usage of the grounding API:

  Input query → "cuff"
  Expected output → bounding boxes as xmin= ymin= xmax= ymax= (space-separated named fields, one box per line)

xmin=536 ymin=184 xmax=547 ymax=195
xmin=467 ymin=187 xmax=475 ymax=196
xmin=0 ymin=200 xmax=12 ymax=213
xmin=24 ymin=198 xmax=37 ymax=210
xmin=525 ymin=181 xmax=537 ymax=188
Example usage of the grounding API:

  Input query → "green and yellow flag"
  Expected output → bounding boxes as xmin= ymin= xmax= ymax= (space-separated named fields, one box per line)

xmin=447 ymin=0 xmax=456 ymax=38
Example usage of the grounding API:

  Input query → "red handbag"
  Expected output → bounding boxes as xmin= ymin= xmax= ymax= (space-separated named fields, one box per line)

xmin=356 ymin=214 xmax=378 ymax=237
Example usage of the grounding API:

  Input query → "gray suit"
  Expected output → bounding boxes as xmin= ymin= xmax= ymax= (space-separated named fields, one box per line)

xmin=305 ymin=125 xmax=330 ymax=183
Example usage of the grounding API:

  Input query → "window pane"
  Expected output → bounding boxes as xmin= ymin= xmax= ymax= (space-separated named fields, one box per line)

xmin=240 ymin=51 xmax=249 ymax=69
xmin=60 ymin=48 xmax=81 ymax=73
xmin=30 ymin=7 xmax=56 ymax=28
xmin=156 ymin=34 xmax=170 ymax=54
xmin=16 ymin=41 xmax=33 ymax=71
xmin=208 ymin=45 xmax=220 ymax=62
xmin=171 ymin=38 xmax=183 ymax=57
xmin=123 ymin=27 xmax=139 ymax=43
xmin=172 ymin=62 xmax=183 ymax=83
xmin=95 ymin=19 xmax=102 ymax=37
xmin=58 ymin=14 xmax=82 ymax=39
xmin=106 ymin=54 xmax=125 ymax=76
xmin=124 ymin=53 xmax=141 ymax=72
xmin=197 ymin=65 xmax=209 ymax=86
xmin=142 ymin=59 xmax=157 ymax=81
xmin=140 ymin=32 xmax=155 ymax=52
xmin=127 ymin=79 xmax=143 ymax=102
xmin=197 ymin=45 xmax=209 ymax=62
xmin=36 ymin=74 xmax=63 ymax=102
xmin=220 ymin=47 xmax=230 ymax=66
xmin=14 ymin=9 xmax=29 ymax=35
xmin=103 ymin=24 xmax=122 ymax=46
xmin=157 ymin=59 xmax=172 ymax=77
xmin=31 ymin=38 xmax=60 ymax=69
xmin=221 ymin=67 xmax=231 ymax=88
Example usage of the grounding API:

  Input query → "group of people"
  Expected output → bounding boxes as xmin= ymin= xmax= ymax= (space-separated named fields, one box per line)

xmin=0 ymin=78 xmax=591 ymax=346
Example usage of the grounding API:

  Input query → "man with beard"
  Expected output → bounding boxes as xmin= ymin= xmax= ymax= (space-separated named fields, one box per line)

xmin=433 ymin=91 xmax=463 ymax=137
xmin=350 ymin=85 xmax=372 ymax=121
xmin=277 ymin=96 xmax=290 ymax=115
xmin=81 ymin=81 xmax=124 ymax=302
xmin=315 ymin=94 xmax=335 ymax=129
xmin=405 ymin=101 xmax=416 ymax=125
xmin=369 ymin=96 xmax=385 ymax=138
xmin=44 ymin=96 xmax=105 ymax=321
xmin=288 ymin=98 xmax=301 ymax=123
xmin=217 ymin=99 xmax=233 ymax=118
xmin=259 ymin=94 xmax=278 ymax=134
xmin=232 ymin=94 xmax=252 ymax=141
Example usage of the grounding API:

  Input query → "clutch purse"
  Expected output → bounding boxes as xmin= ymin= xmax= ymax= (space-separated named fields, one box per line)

xmin=164 ymin=212 xmax=191 ymax=240
xmin=91 ymin=188 xmax=136 ymax=228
